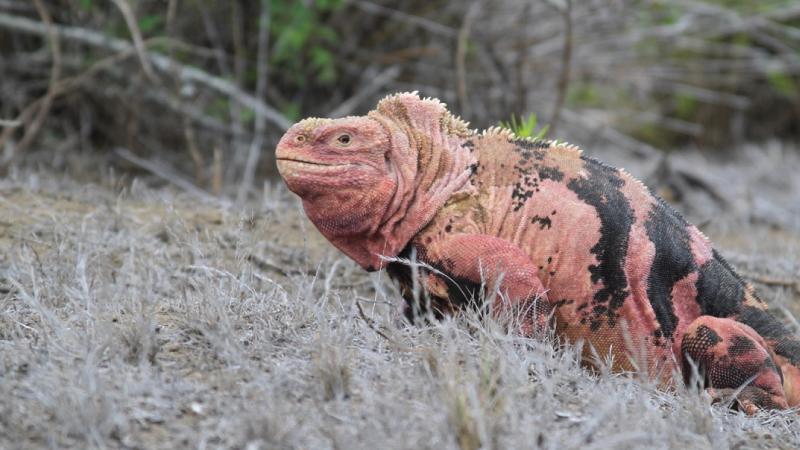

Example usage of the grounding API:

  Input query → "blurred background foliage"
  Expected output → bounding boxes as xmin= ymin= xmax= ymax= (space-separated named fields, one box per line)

xmin=1 ymin=0 xmax=799 ymax=199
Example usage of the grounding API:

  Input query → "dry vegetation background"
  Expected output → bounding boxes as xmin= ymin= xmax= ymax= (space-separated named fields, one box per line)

xmin=1 ymin=0 xmax=800 ymax=449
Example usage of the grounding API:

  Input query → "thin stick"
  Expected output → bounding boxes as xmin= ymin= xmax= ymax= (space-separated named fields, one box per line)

xmin=0 ymin=0 xmax=34 ymax=13
xmin=456 ymin=1 xmax=480 ymax=118
xmin=212 ymin=145 xmax=224 ymax=197
xmin=114 ymin=147 xmax=217 ymax=202
xmin=352 ymin=1 xmax=456 ymax=38
xmin=327 ymin=65 xmax=400 ymax=118
xmin=165 ymin=0 xmax=178 ymax=37
xmin=0 ymin=119 xmax=20 ymax=128
xmin=110 ymin=0 xmax=158 ymax=82
xmin=0 ymin=44 xmax=142 ymax=156
xmin=548 ymin=0 xmax=572 ymax=136
xmin=355 ymin=301 xmax=413 ymax=352
xmin=238 ymin=0 xmax=271 ymax=204
xmin=741 ymin=271 xmax=800 ymax=293
xmin=195 ymin=0 xmax=246 ymax=182
xmin=0 ymin=11 xmax=291 ymax=130
xmin=1 ymin=0 xmax=61 ymax=168
xmin=183 ymin=119 xmax=205 ymax=186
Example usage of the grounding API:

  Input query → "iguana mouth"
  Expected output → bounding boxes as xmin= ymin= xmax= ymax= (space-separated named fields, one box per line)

xmin=276 ymin=158 xmax=358 ymax=175
xmin=276 ymin=157 xmax=332 ymax=166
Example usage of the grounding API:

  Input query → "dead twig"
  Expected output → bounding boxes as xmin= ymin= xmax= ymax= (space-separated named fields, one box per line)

xmin=165 ymin=0 xmax=178 ymax=42
xmin=560 ymin=108 xmax=659 ymax=158
xmin=356 ymin=301 xmax=414 ymax=352
xmin=0 ymin=11 xmax=291 ymax=130
xmin=183 ymin=119 xmax=205 ymax=187
xmin=237 ymin=0 xmax=271 ymax=204
xmin=110 ymin=0 xmax=158 ymax=82
xmin=327 ymin=65 xmax=400 ymax=118
xmin=351 ymin=1 xmax=456 ymax=38
xmin=741 ymin=271 xmax=800 ymax=293
xmin=0 ymin=0 xmax=34 ymax=13
xmin=547 ymin=0 xmax=572 ymax=136
xmin=142 ymin=83 xmax=247 ymax=138
xmin=3 ymin=36 xmax=238 ymax=157
xmin=114 ymin=147 xmax=219 ymax=203
xmin=212 ymin=145 xmax=223 ymax=197
xmin=0 ymin=0 xmax=61 ymax=169
xmin=196 ymin=0 xmax=247 ymax=185
xmin=0 ymin=42 xmax=147 ymax=158
xmin=0 ymin=120 xmax=21 ymax=128
xmin=456 ymin=1 xmax=480 ymax=118
xmin=247 ymin=254 xmax=314 ymax=277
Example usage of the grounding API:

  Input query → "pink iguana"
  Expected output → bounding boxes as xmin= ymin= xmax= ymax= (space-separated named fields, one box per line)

xmin=275 ymin=92 xmax=800 ymax=414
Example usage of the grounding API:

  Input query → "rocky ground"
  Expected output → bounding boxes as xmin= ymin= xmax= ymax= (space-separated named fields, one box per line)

xmin=0 ymin=142 xmax=798 ymax=449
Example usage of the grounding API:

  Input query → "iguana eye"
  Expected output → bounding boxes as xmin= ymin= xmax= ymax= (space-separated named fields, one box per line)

xmin=337 ymin=134 xmax=351 ymax=145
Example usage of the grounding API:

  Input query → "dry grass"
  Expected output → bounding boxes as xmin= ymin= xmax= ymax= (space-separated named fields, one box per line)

xmin=1 ymin=144 xmax=799 ymax=449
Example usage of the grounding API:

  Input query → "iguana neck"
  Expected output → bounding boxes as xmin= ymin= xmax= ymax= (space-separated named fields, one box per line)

xmin=345 ymin=114 xmax=475 ymax=271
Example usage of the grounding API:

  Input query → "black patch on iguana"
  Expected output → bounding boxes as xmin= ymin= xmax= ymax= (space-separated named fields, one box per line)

xmin=538 ymin=166 xmax=564 ymax=182
xmin=567 ymin=156 xmax=634 ymax=330
xmin=644 ymin=203 xmax=696 ymax=340
xmin=387 ymin=244 xmax=485 ymax=321
xmin=531 ymin=215 xmax=552 ymax=230
xmin=728 ymin=335 xmax=757 ymax=357
xmin=738 ymin=306 xmax=800 ymax=366
xmin=697 ymin=324 xmax=723 ymax=346
xmin=512 ymin=138 xmax=551 ymax=151
xmin=695 ymin=252 xmax=745 ymax=318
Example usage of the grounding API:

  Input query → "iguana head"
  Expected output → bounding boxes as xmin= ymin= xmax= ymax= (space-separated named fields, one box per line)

xmin=276 ymin=93 xmax=475 ymax=270
xmin=276 ymin=114 xmax=396 ymax=236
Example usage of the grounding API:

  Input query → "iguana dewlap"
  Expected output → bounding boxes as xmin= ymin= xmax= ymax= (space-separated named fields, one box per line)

xmin=276 ymin=92 xmax=800 ymax=413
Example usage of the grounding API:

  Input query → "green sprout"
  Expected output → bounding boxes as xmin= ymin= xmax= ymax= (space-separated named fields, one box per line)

xmin=499 ymin=113 xmax=549 ymax=140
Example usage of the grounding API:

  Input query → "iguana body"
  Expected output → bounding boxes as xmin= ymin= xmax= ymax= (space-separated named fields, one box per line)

xmin=276 ymin=93 xmax=800 ymax=413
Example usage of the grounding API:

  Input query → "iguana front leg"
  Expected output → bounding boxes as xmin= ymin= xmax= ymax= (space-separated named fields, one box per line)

xmin=409 ymin=233 xmax=551 ymax=335
xmin=681 ymin=316 xmax=789 ymax=414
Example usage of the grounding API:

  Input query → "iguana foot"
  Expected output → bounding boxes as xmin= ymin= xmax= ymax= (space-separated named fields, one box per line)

xmin=681 ymin=316 xmax=789 ymax=414
xmin=706 ymin=386 xmax=786 ymax=415
xmin=517 ymin=296 xmax=553 ymax=338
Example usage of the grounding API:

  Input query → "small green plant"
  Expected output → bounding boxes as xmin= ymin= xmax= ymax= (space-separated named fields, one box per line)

xmin=499 ymin=113 xmax=549 ymax=140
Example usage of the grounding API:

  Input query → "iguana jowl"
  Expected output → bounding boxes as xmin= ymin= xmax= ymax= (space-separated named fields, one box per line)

xmin=276 ymin=92 xmax=800 ymax=413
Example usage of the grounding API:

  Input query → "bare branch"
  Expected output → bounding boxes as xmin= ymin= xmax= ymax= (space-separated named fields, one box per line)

xmin=0 ymin=0 xmax=33 ymax=13
xmin=166 ymin=0 xmax=178 ymax=35
xmin=114 ymin=147 xmax=219 ymax=203
xmin=195 ymin=0 xmax=246 ymax=177
xmin=0 ymin=40 xmax=155 ymax=160
xmin=327 ymin=65 xmax=401 ymax=118
xmin=355 ymin=301 xmax=413 ymax=352
xmin=456 ymin=1 xmax=480 ymax=118
xmin=212 ymin=145 xmax=223 ymax=197
xmin=548 ymin=0 xmax=572 ymax=136
xmin=238 ymin=0 xmax=272 ymax=204
xmin=560 ymin=108 xmax=659 ymax=158
xmin=0 ymin=0 xmax=61 ymax=169
xmin=183 ymin=119 xmax=205 ymax=186
xmin=0 ymin=119 xmax=21 ymax=128
xmin=110 ymin=0 xmax=158 ymax=82
xmin=350 ymin=0 xmax=456 ymax=38
xmin=0 ymin=11 xmax=292 ymax=130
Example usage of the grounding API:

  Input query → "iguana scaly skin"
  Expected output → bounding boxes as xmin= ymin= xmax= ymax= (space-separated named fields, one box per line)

xmin=276 ymin=92 xmax=800 ymax=413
